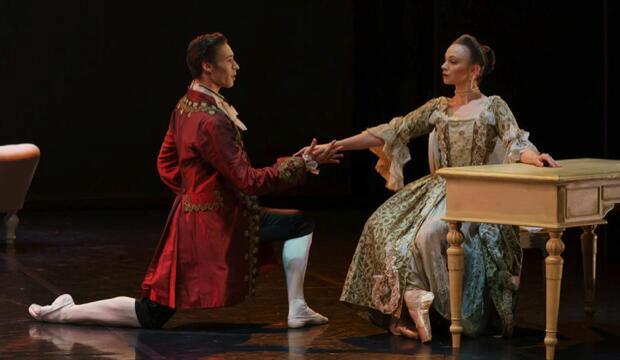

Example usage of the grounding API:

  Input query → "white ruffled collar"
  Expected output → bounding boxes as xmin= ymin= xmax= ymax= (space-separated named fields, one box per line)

xmin=189 ymin=81 xmax=248 ymax=131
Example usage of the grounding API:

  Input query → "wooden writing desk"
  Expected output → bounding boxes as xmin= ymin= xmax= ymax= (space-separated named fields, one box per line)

xmin=437 ymin=158 xmax=620 ymax=359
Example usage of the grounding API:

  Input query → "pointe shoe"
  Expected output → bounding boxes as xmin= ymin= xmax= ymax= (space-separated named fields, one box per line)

xmin=29 ymin=294 xmax=75 ymax=323
xmin=287 ymin=299 xmax=328 ymax=329
xmin=388 ymin=316 xmax=419 ymax=339
xmin=404 ymin=289 xmax=434 ymax=343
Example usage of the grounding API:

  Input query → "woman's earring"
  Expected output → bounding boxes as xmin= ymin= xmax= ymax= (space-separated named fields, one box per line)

xmin=470 ymin=75 xmax=479 ymax=92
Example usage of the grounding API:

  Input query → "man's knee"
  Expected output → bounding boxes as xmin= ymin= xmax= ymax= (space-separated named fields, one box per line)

xmin=295 ymin=212 xmax=315 ymax=237
xmin=135 ymin=298 xmax=176 ymax=329
xmin=260 ymin=208 xmax=315 ymax=242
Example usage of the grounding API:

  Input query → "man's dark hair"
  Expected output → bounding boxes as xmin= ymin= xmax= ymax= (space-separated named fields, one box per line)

xmin=186 ymin=33 xmax=228 ymax=78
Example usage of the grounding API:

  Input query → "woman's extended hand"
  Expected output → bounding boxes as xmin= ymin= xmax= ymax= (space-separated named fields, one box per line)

xmin=520 ymin=149 xmax=561 ymax=167
xmin=296 ymin=139 xmax=344 ymax=164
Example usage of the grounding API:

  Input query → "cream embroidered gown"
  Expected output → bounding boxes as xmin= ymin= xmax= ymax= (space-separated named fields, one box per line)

xmin=340 ymin=95 xmax=537 ymax=336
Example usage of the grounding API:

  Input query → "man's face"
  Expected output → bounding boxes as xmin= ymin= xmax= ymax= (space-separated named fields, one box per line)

xmin=204 ymin=43 xmax=239 ymax=89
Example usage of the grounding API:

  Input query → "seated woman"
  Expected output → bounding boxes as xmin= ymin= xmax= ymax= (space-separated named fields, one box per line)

xmin=313 ymin=34 xmax=560 ymax=341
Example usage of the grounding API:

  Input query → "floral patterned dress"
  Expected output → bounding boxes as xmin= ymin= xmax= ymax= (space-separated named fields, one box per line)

xmin=340 ymin=95 xmax=538 ymax=336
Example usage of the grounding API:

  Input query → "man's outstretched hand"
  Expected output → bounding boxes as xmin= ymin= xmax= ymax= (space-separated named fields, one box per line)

xmin=297 ymin=139 xmax=344 ymax=164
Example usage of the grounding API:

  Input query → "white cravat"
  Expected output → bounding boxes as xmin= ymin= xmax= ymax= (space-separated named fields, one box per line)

xmin=190 ymin=81 xmax=248 ymax=131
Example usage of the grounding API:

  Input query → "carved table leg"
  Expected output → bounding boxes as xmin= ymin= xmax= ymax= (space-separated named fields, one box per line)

xmin=580 ymin=225 xmax=597 ymax=317
xmin=545 ymin=230 xmax=565 ymax=360
xmin=447 ymin=221 xmax=464 ymax=348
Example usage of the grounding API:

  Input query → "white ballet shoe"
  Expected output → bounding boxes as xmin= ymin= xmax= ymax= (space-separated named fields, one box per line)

xmin=388 ymin=316 xmax=419 ymax=339
xmin=404 ymin=289 xmax=434 ymax=343
xmin=287 ymin=299 xmax=328 ymax=329
xmin=29 ymin=294 xmax=75 ymax=322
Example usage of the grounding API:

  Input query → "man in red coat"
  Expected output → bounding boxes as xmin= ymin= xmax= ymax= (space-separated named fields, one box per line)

xmin=29 ymin=33 xmax=340 ymax=329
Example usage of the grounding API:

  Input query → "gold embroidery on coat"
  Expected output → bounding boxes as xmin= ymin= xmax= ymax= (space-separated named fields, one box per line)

xmin=182 ymin=190 xmax=224 ymax=212
xmin=277 ymin=157 xmax=305 ymax=184
xmin=176 ymin=96 xmax=220 ymax=116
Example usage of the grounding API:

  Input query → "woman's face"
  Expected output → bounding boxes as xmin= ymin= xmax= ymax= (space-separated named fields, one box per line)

xmin=441 ymin=43 xmax=478 ymax=86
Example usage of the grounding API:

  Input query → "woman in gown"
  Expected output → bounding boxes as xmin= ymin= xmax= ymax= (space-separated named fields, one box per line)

xmin=310 ymin=34 xmax=560 ymax=341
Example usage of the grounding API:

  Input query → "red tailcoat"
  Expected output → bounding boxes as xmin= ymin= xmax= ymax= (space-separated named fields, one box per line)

xmin=141 ymin=89 xmax=306 ymax=309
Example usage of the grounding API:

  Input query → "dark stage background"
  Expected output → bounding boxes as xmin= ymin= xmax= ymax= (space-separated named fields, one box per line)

xmin=1 ymin=2 xmax=619 ymax=260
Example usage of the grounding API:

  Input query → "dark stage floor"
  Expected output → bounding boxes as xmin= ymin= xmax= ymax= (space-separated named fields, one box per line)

xmin=1 ymin=208 xmax=620 ymax=359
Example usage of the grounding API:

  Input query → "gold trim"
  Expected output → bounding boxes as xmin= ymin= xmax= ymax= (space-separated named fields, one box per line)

xmin=277 ymin=157 xmax=305 ymax=184
xmin=238 ymin=192 xmax=261 ymax=296
xmin=182 ymin=190 xmax=224 ymax=212
xmin=176 ymin=96 xmax=221 ymax=116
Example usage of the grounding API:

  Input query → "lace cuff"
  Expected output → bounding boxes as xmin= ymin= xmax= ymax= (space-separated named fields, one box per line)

xmin=301 ymin=154 xmax=319 ymax=175
xmin=366 ymin=124 xmax=411 ymax=191
xmin=504 ymin=130 xmax=539 ymax=164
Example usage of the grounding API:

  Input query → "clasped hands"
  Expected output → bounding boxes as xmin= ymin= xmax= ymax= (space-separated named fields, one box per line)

xmin=294 ymin=139 xmax=343 ymax=172
xmin=294 ymin=139 xmax=562 ymax=170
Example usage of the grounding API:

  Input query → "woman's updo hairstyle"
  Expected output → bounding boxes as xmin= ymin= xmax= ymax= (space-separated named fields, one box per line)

xmin=452 ymin=34 xmax=495 ymax=84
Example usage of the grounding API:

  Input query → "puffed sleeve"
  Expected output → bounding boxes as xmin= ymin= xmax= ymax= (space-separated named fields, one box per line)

xmin=365 ymin=98 xmax=440 ymax=191
xmin=157 ymin=114 xmax=182 ymax=194
xmin=198 ymin=115 xmax=306 ymax=195
xmin=491 ymin=96 xmax=539 ymax=164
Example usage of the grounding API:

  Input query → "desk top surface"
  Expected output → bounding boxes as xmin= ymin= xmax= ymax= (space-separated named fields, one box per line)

xmin=437 ymin=158 xmax=620 ymax=182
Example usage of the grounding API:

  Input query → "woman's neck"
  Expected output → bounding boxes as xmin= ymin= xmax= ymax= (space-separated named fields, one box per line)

xmin=452 ymin=83 xmax=481 ymax=104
